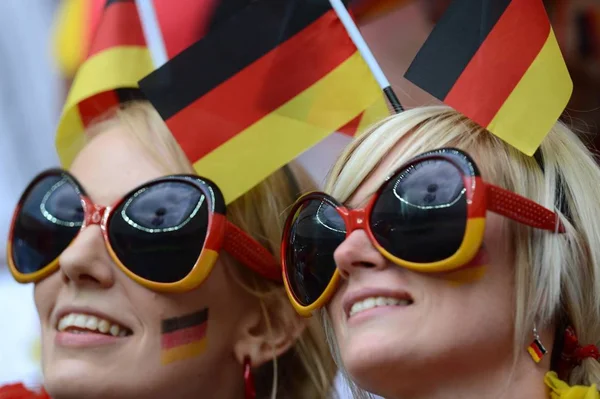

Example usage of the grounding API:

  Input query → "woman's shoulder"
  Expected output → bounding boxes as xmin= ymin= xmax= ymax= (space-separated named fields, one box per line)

xmin=545 ymin=372 xmax=600 ymax=399
xmin=0 ymin=383 xmax=50 ymax=399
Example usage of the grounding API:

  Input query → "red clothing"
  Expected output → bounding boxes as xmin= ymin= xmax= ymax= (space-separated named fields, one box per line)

xmin=0 ymin=384 xmax=50 ymax=399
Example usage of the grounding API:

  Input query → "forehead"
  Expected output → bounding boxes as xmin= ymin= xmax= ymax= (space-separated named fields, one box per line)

xmin=69 ymin=125 xmax=166 ymax=205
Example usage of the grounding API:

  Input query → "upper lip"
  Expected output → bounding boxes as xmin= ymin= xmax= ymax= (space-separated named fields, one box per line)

xmin=342 ymin=287 xmax=414 ymax=318
xmin=53 ymin=306 xmax=133 ymax=332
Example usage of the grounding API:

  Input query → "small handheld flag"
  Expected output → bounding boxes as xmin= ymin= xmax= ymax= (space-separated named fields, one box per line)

xmin=54 ymin=0 xmax=243 ymax=168
xmin=139 ymin=0 xmax=389 ymax=204
xmin=404 ymin=0 xmax=573 ymax=156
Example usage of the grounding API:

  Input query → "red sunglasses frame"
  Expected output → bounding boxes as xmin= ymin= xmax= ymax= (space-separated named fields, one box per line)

xmin=8 ymin=169 xmax=281 ymax=292
xmin=281 ymin=148 xmax=565 ymax=316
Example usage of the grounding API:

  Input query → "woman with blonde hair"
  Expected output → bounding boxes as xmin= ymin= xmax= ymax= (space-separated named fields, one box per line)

xmin=3 ymin=100 xmax=336 ymax=399
xmin=281 ymin=105 xmax=600 ymax=398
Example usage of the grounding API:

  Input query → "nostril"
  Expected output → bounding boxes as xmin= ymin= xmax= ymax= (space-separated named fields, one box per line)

xmin=356 ymin=261 xmax=376 ymax=268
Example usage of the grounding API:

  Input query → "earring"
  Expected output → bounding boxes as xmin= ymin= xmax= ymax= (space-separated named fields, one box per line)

xmin=527 ymin=325 xmax=547 ymax=363
xmin=244 ymin=356 xmax=256 ymax=399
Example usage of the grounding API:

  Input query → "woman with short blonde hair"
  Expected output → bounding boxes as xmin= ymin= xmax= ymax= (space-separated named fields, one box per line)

xmin=281 ymin=105 xmax=600 ymax=398
xmin=4 ymin=101 xmax=336 ymax=399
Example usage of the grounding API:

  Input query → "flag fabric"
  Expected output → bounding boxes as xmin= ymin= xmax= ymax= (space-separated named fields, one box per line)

xmin=350 ymin=0 xmax=413 ymax=23
xmin=52 ymin=0 xmax=222 ymax=78
xmin=139 ymin=0 xmax=387 ymax=204
xmin=55 ymin=0 xmax=154 ymax=167
xmin=55 ymin=0 xmax=246 ymax=168
xmin=404 ymin=0 xmax=573 ymax=156
xmin=338 ymin=95 xmax=390 ymax=137
xmin=53 ymin=0 xmax=105 ymax=78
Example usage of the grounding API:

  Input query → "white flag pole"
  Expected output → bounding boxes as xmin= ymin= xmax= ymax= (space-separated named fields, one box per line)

xmin=328 ymin=0 xmax=403 ymax=112
xmin=135 ymin=0 xmax=168 ymax=68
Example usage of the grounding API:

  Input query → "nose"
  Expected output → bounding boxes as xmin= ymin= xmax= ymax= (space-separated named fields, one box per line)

xmin=58 ymin=224 xmax=116 ymax=288
xmin=333 ymin=229 xmax=388 ymax=279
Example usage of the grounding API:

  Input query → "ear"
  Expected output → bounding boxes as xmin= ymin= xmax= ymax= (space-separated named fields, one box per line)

xmin=233 ymin=294 xmax=307 ymax=367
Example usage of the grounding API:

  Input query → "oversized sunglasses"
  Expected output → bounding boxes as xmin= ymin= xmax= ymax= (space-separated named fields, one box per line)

xmin=8 ymin=169 xmax=280 ymax=292
xmin=281 ymin=148 xmax=565 ymax=316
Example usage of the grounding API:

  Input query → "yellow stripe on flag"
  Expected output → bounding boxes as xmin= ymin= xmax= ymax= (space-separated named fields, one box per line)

xmin=357 ymin=94 xmax=390 ymax=135
xmin=56 ymin=46 xmax=154 ymax=168
xmin=53 ymin=0 xmax=87 ymax=77
xmin=192 ymin=51 xmax=382 ymax=203
xmin=161 ymin=338 xmax=207 ymax=365
xmin=487 ymin=29 xmax=573 ymax=156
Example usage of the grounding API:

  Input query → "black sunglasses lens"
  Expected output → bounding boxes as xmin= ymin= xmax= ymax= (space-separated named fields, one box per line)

xmin=370 ymin=158 xmax=468 ymax=264
xmin=107 ymin=180 xmax=209 ymax=284
xmin=284 ymin=198 xmax=345 ymax=306
xmin=11 ymin=173 xmax=83 ymax=274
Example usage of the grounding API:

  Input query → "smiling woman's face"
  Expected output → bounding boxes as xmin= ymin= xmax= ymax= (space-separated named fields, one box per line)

xmin=34 ymin=126 xmax=257 ymax=399
xmin=326 ymin=142 xmax=517 ymax=398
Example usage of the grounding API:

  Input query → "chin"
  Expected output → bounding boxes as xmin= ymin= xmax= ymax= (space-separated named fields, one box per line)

xmin=43 ymin=359 xmax=137 ymax=399
xmin=339 ymin=328 xmax=425 ymax=395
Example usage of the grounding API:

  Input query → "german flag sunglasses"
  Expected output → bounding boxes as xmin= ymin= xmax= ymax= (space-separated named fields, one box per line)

xmin=281 ymin=148 xmax=565 ymax=316
xmin=8 ymin=169 xmax=280 ymax=292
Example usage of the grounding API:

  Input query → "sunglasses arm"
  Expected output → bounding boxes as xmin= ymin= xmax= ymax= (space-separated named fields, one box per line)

xmin=223 ymin=221 xmax=283 ymax=282
xmin=485 ymin=183 xmax=565 ymax=233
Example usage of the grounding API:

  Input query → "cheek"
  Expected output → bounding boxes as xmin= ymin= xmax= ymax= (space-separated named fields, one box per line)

xmin=34 ymin=274 xmax=62 ymax=323
xmin=325 ymin=283 xmax=347 ymax=336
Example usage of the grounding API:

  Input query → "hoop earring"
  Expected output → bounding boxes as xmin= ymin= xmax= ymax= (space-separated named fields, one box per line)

xmin=527 ymin=325 xmax=548 ymax=363
xmin=244 ymin=356 xmax=256 ymax=399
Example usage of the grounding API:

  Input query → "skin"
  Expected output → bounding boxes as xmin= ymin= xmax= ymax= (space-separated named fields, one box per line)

xmin=326 ymin=140 xmax=553 ymax=399
xmin=34 ymin=126 xmax=297 ymax=399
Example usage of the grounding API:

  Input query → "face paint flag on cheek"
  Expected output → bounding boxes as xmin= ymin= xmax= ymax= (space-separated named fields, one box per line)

xmin=161 ymin=308 xmax=209 ymax=365
xmin=404 ymin=0 xmax=573 ymax=156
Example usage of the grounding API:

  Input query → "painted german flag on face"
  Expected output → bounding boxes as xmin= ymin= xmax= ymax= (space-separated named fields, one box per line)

xmin=161 ymin=308 xmax=209 ymax=364
xmin=139 ymin=0 xmax=386 ymax=204
xmin=404 ymin=0 xmax=573 ymax=156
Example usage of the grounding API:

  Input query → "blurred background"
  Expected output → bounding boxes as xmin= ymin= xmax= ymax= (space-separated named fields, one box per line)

xmin=0 ymin=0 xmax=599 ymax=388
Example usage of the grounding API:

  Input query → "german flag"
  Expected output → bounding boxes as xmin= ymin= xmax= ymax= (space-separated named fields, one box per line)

xmin=53 ymin=0 xmax=105 ymax=78
xmin=139 ymin=0 xmax=386 ymax=204
xmin=55 ymin=0 xmax=154 ymax=167
xmin=161 ymin=309 xmax=208 ymax=364
xmin=52 ymin=0 xmax=223 ymax=78
xmin=404 ymin=0 xmax=573 ymax=156
xmin=338 ymin=95 xmax=390 ymax=137
xmin=54 ymin=0 xmax=245 ymax=168
xmin=527 ymin=337 xmax=547 ymax=363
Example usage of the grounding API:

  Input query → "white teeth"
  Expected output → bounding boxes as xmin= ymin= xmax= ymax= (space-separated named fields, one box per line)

xmin=85 ymin=316 xmax=98 ymax=330
xmin=349 ymin=296 xmax=412 ymax=317
xmin=73 ymin=314 xmax=87 ymax=328
xmin=98 ymin=319 xmax=110 ymax=334
xmin=57 ymin=313 xmax=130 ymax=337
xmin=109 ymin=325 xmax=120 ymax=337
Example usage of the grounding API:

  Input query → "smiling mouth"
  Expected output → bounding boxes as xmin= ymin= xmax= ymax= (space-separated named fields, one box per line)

xmin=349 ymin=296 xmax=414 ymax=318
xmin=57 ymin=313 xmax=133 ymax=337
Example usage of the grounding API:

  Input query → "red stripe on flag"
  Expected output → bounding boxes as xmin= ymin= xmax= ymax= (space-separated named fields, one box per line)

xmin=338 ymin=112 xmax=363 ymax=136
xmin=87 ymin=2 xmax=146 ymax=58
xmin=444 ymin=0 xmax=550 ymax=127
xmin=161 ymin=324 xmax=207 ymax=350
xmin=166 ymin=11 xmax=357 ymax=163
xmin=78 ymin=90 xmax=121 ymax=127
xmin=154 ymin=0 xmax=218 ymax=58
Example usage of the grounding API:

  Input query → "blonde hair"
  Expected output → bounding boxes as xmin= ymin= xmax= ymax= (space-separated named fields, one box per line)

xmin=321 ymin=105 xmax=600 ymax=395
xmin=84 ymin=101 xmax=336 ymax=399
